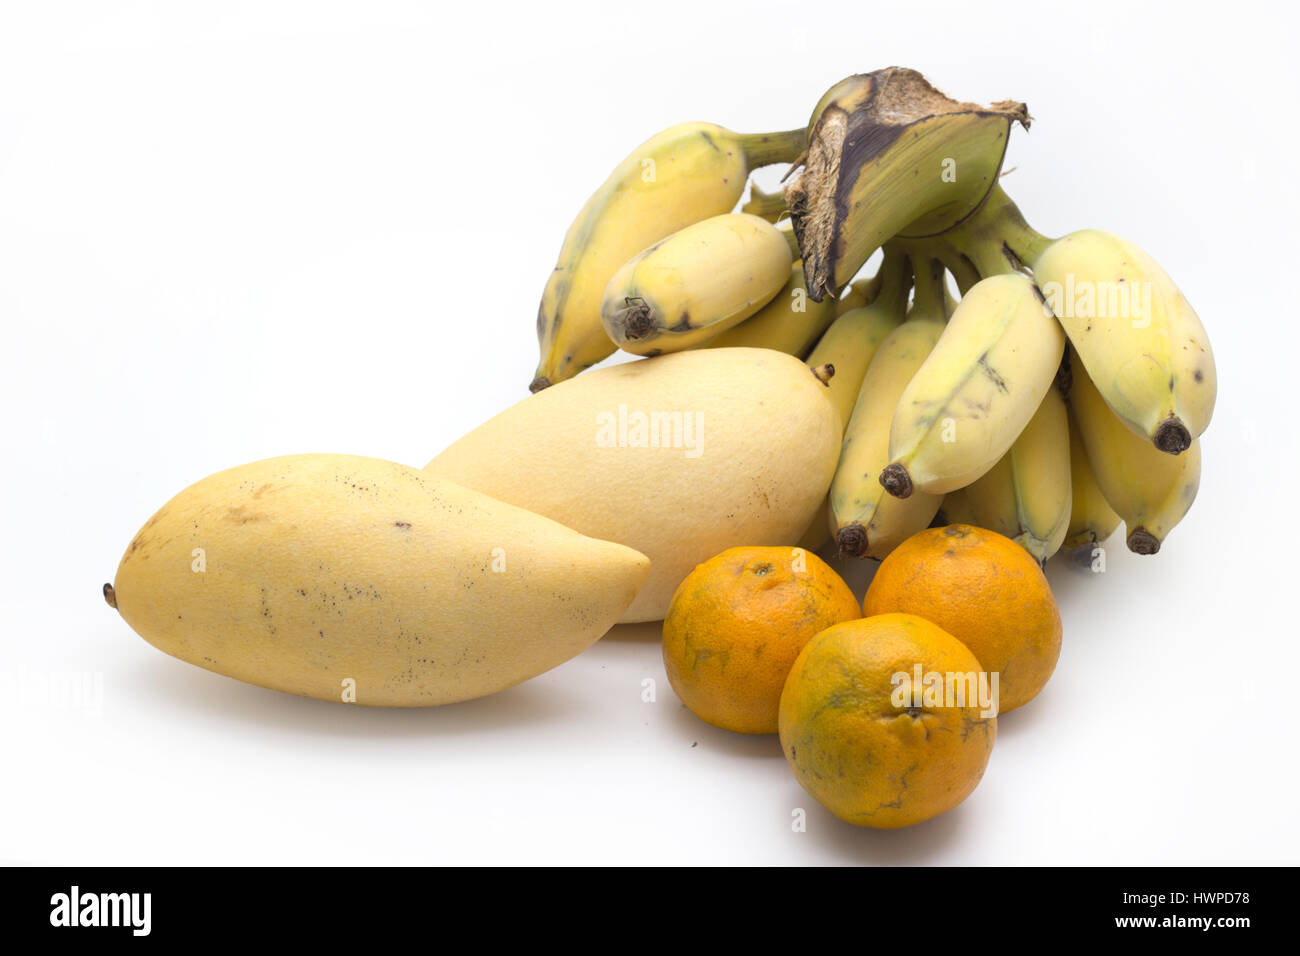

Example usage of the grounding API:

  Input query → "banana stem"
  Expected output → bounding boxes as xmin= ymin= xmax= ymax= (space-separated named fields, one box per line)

xmin=742 ymin=182 xmax=787 ymax=221
xmin=872 ymin=246 xmax=913 ymax=313
xmin=991 ymin=189 xmax=1054 ymax=268
xmin=909 ymin=256 xmax=946 ymax=316
xmin=936 ymin=184 xmax=1055 ymax=279
xmin=961 ymin=237 xmax=1019 ymax=278
xmin=739 ymin=128 xmax=807 ymax=169
xmin=937 ymin=243 xmax=981 ymax=295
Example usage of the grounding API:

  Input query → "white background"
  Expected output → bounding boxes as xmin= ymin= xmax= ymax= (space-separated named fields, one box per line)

xmin=2 ymin=1 xmax=1297 ymax=865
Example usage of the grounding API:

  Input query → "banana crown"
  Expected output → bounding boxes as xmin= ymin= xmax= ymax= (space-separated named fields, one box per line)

xmin=786 ymin=68 xmax=1028 ymax=301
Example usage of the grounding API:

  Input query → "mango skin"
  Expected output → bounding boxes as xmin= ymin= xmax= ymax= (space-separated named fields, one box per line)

xmin=426 ymin=348 xmax=842 ymax=622
xmin=110 ymin=455 xmax=650 ymax=706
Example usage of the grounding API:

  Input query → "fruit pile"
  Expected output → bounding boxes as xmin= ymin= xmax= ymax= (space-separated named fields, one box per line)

xmin=104 ymin=66 xmax=1214 ymax=833
xmin=532 ymin=66 xmax=1214 ymax=566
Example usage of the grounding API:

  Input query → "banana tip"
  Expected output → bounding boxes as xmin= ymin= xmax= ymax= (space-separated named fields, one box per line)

xmin=102 ymin=582 xmax=117 ymax=609
xmin=1127 ymin=528 xmax=1161 ymax=555
xmin=1153 ymin=417 xmax=1191 ymax=455
xmin=811 ymin=363 xmax=835 ymax=386
xmin=835 ymin=524 xmax=869 ymax=558
xmin=615 ymin=299 xmax=656 ymax=341
xmin=879 ymin=463 xmax=913 ymax=499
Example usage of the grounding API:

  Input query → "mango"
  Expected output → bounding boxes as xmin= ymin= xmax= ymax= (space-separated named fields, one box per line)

xmin=426 ymin=348 xmax=841 ymax=621
xmin=107 ymin=454 xmax=650 ymax=705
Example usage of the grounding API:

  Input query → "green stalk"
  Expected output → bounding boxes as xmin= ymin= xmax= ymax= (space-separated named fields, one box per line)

xmin=945 ymin=185 xmax=1054 ymax=277
xmin=741 ymin=182 xmax=788 ymax=221
xmin=991 ymin=189 xmax=1054 ymax=268
xmin=934 ymin=241 xmax=981 ymax=295
xmin=739 ymin=128 xmax=808 ymax=169
xmin=908 ymin=254 xmax=947 ymax=317
xmin=961 ymin=236 xmax=1018 ymax=278
xmin=871 ymin=246 xmax=914 ymax=314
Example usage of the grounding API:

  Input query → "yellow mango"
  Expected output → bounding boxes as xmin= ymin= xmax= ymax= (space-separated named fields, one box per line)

xmin=107 ymin=454 xmax=649 ymax=705
xmin=426 ymin=348 xmax=841 ymax=622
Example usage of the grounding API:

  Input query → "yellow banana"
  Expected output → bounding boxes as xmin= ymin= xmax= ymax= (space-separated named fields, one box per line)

xmin=1063 ymin=408 xmax=1121 ymax=560
xmin=959 ymin=385 xmax=1071 ymax=566
xmin=1032 ymin=229 xmax=1216 ymax=454
xmin=881 ymin=272 xmax=1065 ymax=498
xmin=704 ymin=262 xmax=835 ymax=357
xmin=785 ymin=68 xmax=1028 ymax=300
xmin=830 ymin=264 xmax=946 ymax=559
xmin=793 ymin=253 xmax=910 ymax=551
xmin=1068 ymin=348 xmax=1201 ymax=554
xmin=805 ymin=251 xmax=910 ymax=427
xmin=533 ymin=122 xmax=805 ymax=390
xmin=601 ymin=213 xmax=793 ymax=355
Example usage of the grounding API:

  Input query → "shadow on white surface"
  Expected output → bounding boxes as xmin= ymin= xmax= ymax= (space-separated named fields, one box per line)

xmin=662 ymin=696 xmax=786 ymax=761
xmin=987 ymin=694 xmax=1057 ymax=740
xmin=115 ymin=651 xmax=594 ymax=738
xmin=782 ymin=777 xmax=975 ymax=864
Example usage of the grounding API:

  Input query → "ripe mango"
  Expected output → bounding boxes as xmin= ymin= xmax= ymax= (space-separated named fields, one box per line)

xmin=426 ymin=348 xmax=841 ymax=621
xmin=107 ymin=454 xmax=650 ymax=705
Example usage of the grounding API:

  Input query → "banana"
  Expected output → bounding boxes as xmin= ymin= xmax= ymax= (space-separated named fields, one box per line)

xmin=704 ymin=262 xmax=835 ymax=357
xmin=601 ymin=213 xmax=793 ymax=355
xmin=805 ymin=251 xmax=910 ymax=427
xmin=1063 ymin=407 xmax=1121 ymax=561
xmin=533 ymin=122 xmax=805 ymax=390
xmin=1067 ymin=348 xmax=1201 ymax=554
xmin=793 ymin=254 xmax=910 ymax=552
xmin=785 ymin=68 xmax=1028 ymax=300
xmin=1032 ymin=229 xmax=1216 ymax=454
xmin=880 ymin=272 xmax=1065 ymax=498
xmin=830 ymin=272 xmax=946 ymax=559
xmin=959 ymin=385 xmax=1071 ymax=566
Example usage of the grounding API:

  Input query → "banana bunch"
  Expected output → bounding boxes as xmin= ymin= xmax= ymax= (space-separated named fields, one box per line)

xmin=525 ymin=69 xmax=1215 ymax=564
xmin=839 ymin=185 xmax=1212 ymax=563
